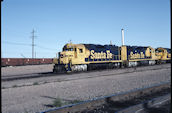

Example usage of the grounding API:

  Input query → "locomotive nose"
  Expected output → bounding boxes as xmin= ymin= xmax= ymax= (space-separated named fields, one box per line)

xmin=60 ymin=52 xmax=66 ymax=58
xmin=60 ymin=53 xmax=64 ymax=58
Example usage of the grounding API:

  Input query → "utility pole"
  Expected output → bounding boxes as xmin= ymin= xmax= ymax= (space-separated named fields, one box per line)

xmin=31 ymin=29 xmax=36 ymax=59
xmin=30 ymin=29 xmax=37 ymax=65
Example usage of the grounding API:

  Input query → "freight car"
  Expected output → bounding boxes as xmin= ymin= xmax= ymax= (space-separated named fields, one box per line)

xmin=1 ymin=58 xmax=53 ymax=67
xmin=53 ymin=30 xmax=171 ymax=73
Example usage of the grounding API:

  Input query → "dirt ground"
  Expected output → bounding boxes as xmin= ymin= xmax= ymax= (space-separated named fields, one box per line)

xmin=1 ymin=64 xmax=171 ymax=113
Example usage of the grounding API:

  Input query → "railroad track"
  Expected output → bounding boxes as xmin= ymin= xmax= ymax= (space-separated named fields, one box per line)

xmin=116 ymin=94 xmax=170 ymax=113
xmin=41 ymin=81 xmax=171 ymax=113
xmin=1 ymin=72 xmax=54 ymax=81
xmin=1 ymin=64 xmax=170 ymax=82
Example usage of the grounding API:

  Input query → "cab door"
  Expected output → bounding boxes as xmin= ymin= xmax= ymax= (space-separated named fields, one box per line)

xmin=74 ymin=48 xmax=77 ymax=58
xmin=77 ymin=48 xmax=85 ymax=63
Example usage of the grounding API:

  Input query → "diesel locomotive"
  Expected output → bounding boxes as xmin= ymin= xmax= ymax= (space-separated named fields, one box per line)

xmin=53 ymin=30 xmax=171 ymax=73
xmin=53 ymin=43 xmax=171 ymax=73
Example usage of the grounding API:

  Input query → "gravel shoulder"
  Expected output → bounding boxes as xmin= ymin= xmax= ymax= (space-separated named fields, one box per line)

xmin=1 ymin=64 xmax=171 ymax=89
xmin=1 ymin=64 xmax=54 ymax=76
xmin=1 ymin=64 xmax=171 ymax=113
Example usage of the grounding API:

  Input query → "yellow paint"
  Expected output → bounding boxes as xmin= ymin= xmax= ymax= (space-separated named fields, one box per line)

xmin=155 ymin=48 xmax=170 ymax=60
xmin=129 ymin=59 xmax=155 ymax=62
xmin=90 ymin=50 xmax=112 ymax=59
xmin=53 ymin=58 xmax=58 ymax=64
xmin=168 ymin=53 xmax=171 ymax=58
xmin=121 ymin=46 xmax=127 ymax=61
xmin=87 ymin=60 xmax=122 ymax=64
xmin=129 ymin=52 xmax=145 ymax=59
xmin=53 ymin=43 xmax=122 ymax=65
xmin=145 ymin=48 xmax=151 ymax=57
xmin=53 ymin=43 xmax=171 ymax=67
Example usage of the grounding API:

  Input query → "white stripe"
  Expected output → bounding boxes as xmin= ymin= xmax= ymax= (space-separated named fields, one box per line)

xmin=152 ymin=99 xmax=169 ymax=107
xmin=135 ymin=108 xmax=144 ymax=113
xmin=135 ymin=98 xmax=170 ymax=113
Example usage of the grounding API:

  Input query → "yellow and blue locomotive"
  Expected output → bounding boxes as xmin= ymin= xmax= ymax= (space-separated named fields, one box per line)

xmin=53 ymin=43 xmax=171 ymax=73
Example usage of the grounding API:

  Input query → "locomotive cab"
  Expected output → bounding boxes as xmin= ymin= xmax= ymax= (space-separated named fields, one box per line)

xmin=155 ymin=48 xmax=171 ymax=63
xmin=53 ymin=43 xmax=88 ymax=73
xmin=59 ymin=44 xmax=75 ymax=64
xmin=60 ymin=43 xmax=87 ymax=65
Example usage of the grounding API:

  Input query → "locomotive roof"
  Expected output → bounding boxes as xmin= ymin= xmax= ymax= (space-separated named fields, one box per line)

xmin=64 ymin=43 xmax=171 ymax=52
xmin=126 ymin=45 xmax=149 ymax=48
xmin=156 ymin=47 xmax=171 ymax=53
xmin=83 ymin=44 xmax=118 ymax=48
xmin=83 ymin=44 xmax=150 ymax=48
xmin=63 ymin=43 xmax=85 ymax=48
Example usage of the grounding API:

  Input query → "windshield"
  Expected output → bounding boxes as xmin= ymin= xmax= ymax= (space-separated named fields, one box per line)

xmin=63 ymin=48 xmax=73 ymax=51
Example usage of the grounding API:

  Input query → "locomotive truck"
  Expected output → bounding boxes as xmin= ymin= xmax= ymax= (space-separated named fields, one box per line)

xmin=53 ymin=30 xmax=171 ymax=73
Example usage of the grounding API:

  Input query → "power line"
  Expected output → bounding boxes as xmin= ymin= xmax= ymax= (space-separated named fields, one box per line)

xmin=20 ymin=54 xmax=26 ymax=58
xmin=36 ymin=45 xmax=57 ymax=51
xmin=2 ymin=41 xmax=31 ymax=46
xmin=3 ymin=41 xmax=57 ymax=51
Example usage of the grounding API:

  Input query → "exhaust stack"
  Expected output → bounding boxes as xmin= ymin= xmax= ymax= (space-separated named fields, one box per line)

xmin=121 ymin=29 xmax=124 ymax=46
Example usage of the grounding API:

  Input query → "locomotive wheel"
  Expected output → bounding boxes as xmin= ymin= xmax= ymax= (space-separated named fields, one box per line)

xmin=53 ymin=64 xmax=67 ymax=73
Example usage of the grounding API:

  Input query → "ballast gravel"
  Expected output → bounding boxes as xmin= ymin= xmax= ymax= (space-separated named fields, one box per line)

xmin=1 ymin=64 xmax=171 ymax=113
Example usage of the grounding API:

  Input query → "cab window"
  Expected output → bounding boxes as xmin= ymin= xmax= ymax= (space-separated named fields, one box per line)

xmin=63 ymin=48 xmax=73 ymax=51
xmin=69 ymin=48 xmax=73 ymax=51
xmin=79 ymin=48 xmax=83 ymax=53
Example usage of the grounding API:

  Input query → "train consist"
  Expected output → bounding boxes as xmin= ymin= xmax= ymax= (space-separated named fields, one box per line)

xmin=53 ymin=31 xmax=171 ymax=73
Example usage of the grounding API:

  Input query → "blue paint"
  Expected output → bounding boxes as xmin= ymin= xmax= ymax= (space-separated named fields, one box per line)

xmin=126 ymin=46 xmax=149 ymax=60
xmin=84 ymin=44 xmax=120 ymax=62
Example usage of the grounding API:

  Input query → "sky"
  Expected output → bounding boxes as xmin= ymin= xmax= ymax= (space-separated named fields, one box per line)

xmin=1 ymin=0 xmax=170 ymax=58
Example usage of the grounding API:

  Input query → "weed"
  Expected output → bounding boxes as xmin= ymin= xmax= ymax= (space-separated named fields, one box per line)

xmin=53 ymin=98 xmax=63 ymax=107
xmin=44 ymin=81 xmax=48 ymax=84
xmin=52 ymin=98 xmax=82 ymax=107
xmin=24 ymin=110 xmax=28 ymax=113
xmin=69 ymin=100 xmax=82 ymax=104
xmin=12 ymin=85 xmax=17 ymax=88
xmin=33 ymin=82 xmax=39 ymax=85
xmin=24 ymin=109 xmax=29 ymax=113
